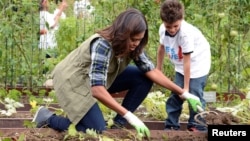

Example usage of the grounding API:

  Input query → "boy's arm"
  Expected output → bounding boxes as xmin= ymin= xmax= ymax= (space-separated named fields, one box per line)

xmin=156 ymin=44 xmax=165 ymax=71
xmin=183 ymin=53 xmax=191 ymax=91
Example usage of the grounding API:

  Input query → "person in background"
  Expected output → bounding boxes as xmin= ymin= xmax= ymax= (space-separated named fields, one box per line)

xmin=156 ymin=0 xmax=211 ymax=132
xmin=39 ymin=0 xmax=68 ymax=49
xmin=33 ymin=8 xmax=202 ymax=138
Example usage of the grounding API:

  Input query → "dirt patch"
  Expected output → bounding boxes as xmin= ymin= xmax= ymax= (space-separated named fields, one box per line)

xmin=195 ymin=109 xmax=241 ymax=126
xmin=0 ymin=109 xmax=242 ymax=141
xmin=0 ymin=128 xmax=207 ymax=141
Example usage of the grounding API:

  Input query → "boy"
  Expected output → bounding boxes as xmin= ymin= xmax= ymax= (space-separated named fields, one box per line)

xmin=157 ymin=0 xmax=211 ymax=131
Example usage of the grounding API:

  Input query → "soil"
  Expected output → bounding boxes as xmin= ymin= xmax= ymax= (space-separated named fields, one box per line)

xmin=0 ymin=110 xmax=241 ymax=141
xmin=1 ymin=128 xmax=208 ymax=141
xmin=1 ymin=89 xmax=246 ymax=140
xmin=194 ymin=109 xmax=241 ymax=126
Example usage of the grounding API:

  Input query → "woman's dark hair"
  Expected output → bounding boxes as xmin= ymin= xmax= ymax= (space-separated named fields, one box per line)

xmin=97 ymin=8 xmax=148 ymax=59
xmin=160 ymin=0 xmax=184 ymax=24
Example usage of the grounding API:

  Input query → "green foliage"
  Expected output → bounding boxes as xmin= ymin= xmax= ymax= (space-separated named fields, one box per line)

xmin=0 ymin=0 xmax=249 ymax=114
xmin=97 ymin=101 xmax=116 ymax=127
xmin=67 ymin=124 xmax=78 ymax=137
xmin=48 ymin=90 xmax=57 ymax=102
xmin=0 ymin=132 xmax=25 ymax=141
xmin=183 ymin=0 xmax=250 ymax=92
xmin=142 ymin=91 xmax=167 ymax=120
xmin=0 ymin=0 xmax=41 ymax=87
xmin=4 ymin=89 xmax=22 ymax=101
xmin=23 ymin=119 xmax=36 ymax=128
xmin=64 ymin=124 xmax=99 ymax=141
xmin=56 ymin=17 xmax=78 ymax=58
xmin=0 ymin=88 xmax=8 ymax=99
xmin=0 ymin=88 xmax=26 ymax=104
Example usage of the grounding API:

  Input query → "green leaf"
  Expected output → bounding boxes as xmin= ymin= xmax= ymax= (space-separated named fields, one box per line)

xmin=68 ymin=123 xmax=78 ymax=136
xmin=17 ymin=133 xmax=26 ymax=141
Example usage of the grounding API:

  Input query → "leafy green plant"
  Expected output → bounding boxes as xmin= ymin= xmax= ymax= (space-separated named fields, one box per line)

xmin=63 ymin=123 xmax=145 ymax=141
xmin=142 ymin=91 xmax=167 ymax=120
xmin=0 ymin=97 xmax=24 ymax=117
xmin=97 ymin=102 xmax=116 ymax=127
xmin=64 ymin=124 xmax=107 ymax=141
xmin=0 ymin=133 xmax=26 ymax=141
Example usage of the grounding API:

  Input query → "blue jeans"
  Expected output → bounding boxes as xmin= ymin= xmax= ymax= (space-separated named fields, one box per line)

xmin=47 ymin=65 xmax=153 ymax=132
xmin=165 ymin=72 xmax=207 ymax=130
xmin=48 ymin=103 xmax=106 ymax=133
xmin=108 ymin=65 xmax=153 ymax=125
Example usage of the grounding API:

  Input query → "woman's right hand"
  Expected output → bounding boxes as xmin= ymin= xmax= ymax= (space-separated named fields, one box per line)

xmin=181 ymin=92 xmax=202 ymax=112
xmin=123 ymin=111 xmax=150 ymax=138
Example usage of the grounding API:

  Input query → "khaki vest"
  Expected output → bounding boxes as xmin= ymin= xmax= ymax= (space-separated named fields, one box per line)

xmin=52 ymin=34 xmax=131 ymax=124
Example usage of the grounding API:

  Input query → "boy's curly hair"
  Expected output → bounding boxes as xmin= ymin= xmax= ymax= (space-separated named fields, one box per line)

xmin=160 ymin=0 xmax=184 ymax=24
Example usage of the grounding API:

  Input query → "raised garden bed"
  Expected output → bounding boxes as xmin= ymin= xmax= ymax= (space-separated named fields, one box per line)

xmin=0 ymin=104 xmax=243 ymax=140
xmin=4 ymin=86 xmax=246 ymax=100
xmin=0 ymin=102 xmax=60 ymax=111
xmin=0 ymin=110 xmax=188 ymax=130
xmin=0 ymin=111 xmax=32 ymax=128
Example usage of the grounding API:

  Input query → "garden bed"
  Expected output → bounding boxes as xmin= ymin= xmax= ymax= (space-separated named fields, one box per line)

xmin=0 ymin=128 xmax=208 ymax=141
xmin=0 ymin=87 xmax=246 ymax=140
xmin=0 ymin=110 xmax=188 ymax=129
xmin=0 ymin=109 xmax=242 ymax=141
xmin=4 ymin=86 xmax=245 ymax=100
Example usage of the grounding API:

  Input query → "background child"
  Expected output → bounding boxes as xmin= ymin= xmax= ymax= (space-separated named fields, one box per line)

xmin=39 ymin=0 xmax=68 ymax=49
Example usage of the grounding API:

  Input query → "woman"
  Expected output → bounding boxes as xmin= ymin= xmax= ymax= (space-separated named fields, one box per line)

xmin=33 ymin=8 xmax=201 ymax=138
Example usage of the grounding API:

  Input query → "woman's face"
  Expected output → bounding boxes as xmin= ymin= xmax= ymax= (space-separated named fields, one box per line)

xmin=163 ymin=20 xmax=182 ymax=36
xmin=129 ymin=31 xmax=145 ymax=51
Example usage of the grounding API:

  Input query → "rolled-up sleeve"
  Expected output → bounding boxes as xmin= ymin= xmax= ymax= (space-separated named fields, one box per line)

xmin=89 ymin=38 xmax=111 ymax=87
xmin=134 ymin=52 xmax=155 ymax=73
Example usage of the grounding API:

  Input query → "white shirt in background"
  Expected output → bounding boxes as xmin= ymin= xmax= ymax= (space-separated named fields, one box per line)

xmin=39 ymin=9 xmax=66 ymax=49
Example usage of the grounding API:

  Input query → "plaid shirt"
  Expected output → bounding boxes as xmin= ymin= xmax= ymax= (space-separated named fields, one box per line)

xmin=89 ymin=38 xmax=155 ymax=87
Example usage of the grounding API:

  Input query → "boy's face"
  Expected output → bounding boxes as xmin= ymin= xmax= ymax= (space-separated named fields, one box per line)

xmin=163 ymin=20 xmax=182 ymax=36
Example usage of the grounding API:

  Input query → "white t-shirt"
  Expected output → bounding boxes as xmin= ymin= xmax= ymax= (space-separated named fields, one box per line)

xmin=39 ymin=9 xmax=66 ymax=49
xmin=159 ymin=20 xmax=211 ymax=78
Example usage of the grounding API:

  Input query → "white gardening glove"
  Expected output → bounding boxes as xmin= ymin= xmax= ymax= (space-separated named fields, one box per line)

xmin=181 ymin=92 xmax=202 ymax=112
xmin=123 ymin=111 xmax=150 ymax=138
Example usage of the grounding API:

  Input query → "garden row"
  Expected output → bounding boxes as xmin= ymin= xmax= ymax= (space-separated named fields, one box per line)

xmin=0 ymin=86 xmax=246 ymax=140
